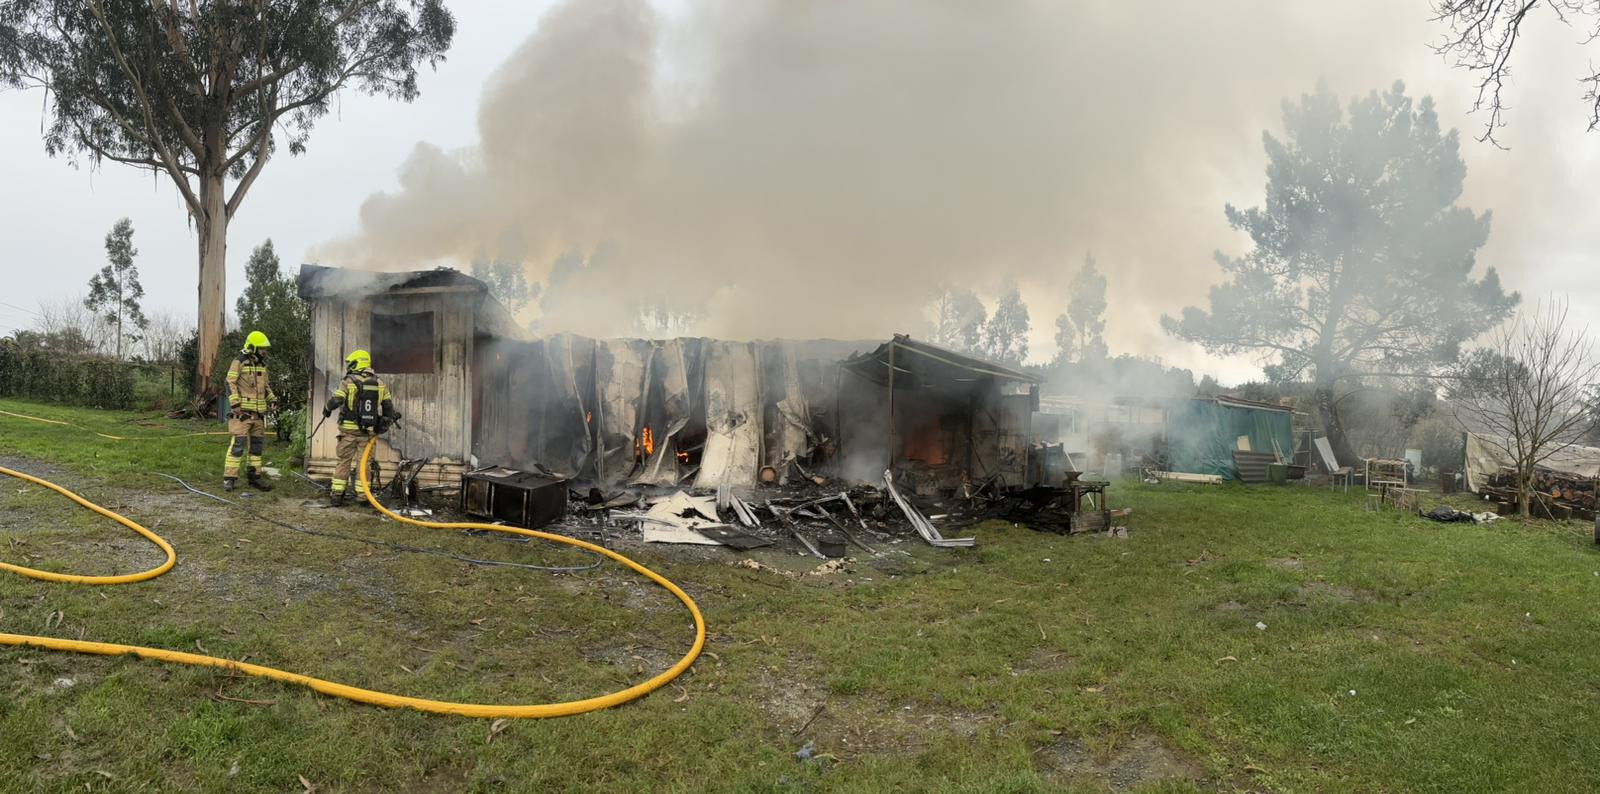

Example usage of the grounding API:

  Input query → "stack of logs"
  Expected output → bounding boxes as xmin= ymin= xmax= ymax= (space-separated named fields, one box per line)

xmin=1484 ymin=468 xmax=1597 ymax=521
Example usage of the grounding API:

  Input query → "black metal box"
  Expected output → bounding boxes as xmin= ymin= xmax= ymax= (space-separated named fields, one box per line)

xmin=460 ymin=467 xmax=568 ymax=529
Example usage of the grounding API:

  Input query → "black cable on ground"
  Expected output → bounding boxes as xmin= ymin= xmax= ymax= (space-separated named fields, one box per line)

xmin=157 ymin=474 xmax=602 ymax=574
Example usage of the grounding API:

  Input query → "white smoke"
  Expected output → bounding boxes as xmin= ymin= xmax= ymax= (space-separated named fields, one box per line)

xmin=315 ymin=0 xmax=1598 ymax=374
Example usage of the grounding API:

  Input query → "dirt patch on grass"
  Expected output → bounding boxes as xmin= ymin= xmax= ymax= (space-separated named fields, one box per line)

xmin=1268 ymin=557 xmax=1306 ymax=571
xmin=399 ymin=764 xmax=473 ymax=793
xmin=750 ymin=666 xmax=998 ymax=759
xmin=755 ymin=666 xmax=824 ymax=727
xmin=588 ymin=642 xmax=678 ymax=678
xmin=1295 ymin=581 xmax=1375 ymax=604
xmin=809 ymin=699 xmax=998 ymax=759
xmin=1022 ymin=646 xmax=1074 ymax=672
xmin=549 ymin=566 xmax=679 ymax=614
xmin=1036 ymin=733 xmax=1206 ymax=791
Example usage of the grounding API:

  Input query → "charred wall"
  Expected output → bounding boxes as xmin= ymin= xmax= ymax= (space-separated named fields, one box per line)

xmin=473 ymin=335 xmax=877 ymax=487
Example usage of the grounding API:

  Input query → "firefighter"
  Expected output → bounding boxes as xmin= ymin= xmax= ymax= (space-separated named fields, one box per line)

xmin=223 ymin=331 xmax=277 ymax=492
xmin=321 ymin=349 xmax=401 ymax=506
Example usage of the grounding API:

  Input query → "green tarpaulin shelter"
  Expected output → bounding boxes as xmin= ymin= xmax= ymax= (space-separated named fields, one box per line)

xmin=1166 ymin=397 xmax=1294 ymax=480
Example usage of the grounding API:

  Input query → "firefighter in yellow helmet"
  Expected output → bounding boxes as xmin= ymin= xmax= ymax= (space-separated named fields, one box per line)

xmin=321 ymin=349 xmax=401 ymax=506
xmin=223 ymin=331 xmax=276 ymax=491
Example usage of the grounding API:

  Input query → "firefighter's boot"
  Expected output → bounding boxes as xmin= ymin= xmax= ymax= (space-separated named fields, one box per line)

xmin=223 ymin=478 xmax=237 ymax=492
xmin=328 ymin=491 xmax=347 ymax=508
xmin=247 ymin=469 xmax=274 ymax=491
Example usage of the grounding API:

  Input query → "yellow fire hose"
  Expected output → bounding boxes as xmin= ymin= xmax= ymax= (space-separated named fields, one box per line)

xmin=0 ymin=408 xmax=233 ymax=441
xmin=0 ymin=436 xmax=706 ymax=718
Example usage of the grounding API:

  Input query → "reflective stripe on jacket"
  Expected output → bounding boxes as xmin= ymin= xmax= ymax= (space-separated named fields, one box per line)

xmin=226 ymin=353 xmax=274 ymax=413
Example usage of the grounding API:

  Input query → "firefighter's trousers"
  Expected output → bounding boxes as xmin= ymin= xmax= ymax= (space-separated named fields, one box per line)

xmin=224 ymin=414 xmax=267 ymax=479
xmin=330 ymin=432 xmax=373 ymax=495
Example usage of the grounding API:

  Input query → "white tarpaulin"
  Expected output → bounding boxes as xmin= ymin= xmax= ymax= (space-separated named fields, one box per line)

xmin=1464 ymin=432 xmax=1600 ymax=492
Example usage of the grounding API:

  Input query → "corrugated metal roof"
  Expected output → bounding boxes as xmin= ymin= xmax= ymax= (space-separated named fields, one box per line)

xmin=1209 ymin=395 xmax=1294 ymax=413
xmin=841 ymin=334 xmax=1040 ymax=388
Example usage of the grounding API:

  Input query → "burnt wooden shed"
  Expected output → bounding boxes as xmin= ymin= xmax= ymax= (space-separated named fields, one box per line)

xmin=296 ymin=265 xmax=521 ymax=488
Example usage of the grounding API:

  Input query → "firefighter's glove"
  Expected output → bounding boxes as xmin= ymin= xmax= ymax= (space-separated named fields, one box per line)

xmin=321 ymin=407 xmax=333 ymax=419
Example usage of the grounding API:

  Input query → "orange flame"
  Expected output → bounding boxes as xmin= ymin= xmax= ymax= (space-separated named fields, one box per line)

xmin=637 ymin=427 xmax=655 ymax=458
xmin=676 ymin=450 xmax=690 ymax=464
xmin=585 ymin=411 xmax=592 ymax=424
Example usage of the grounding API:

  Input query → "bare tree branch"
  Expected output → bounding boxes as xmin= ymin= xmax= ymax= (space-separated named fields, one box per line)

xmin=1433 ymin=0 xmax=1600 ymax=144
xmin=1451 ymin=297 xmax=1600 ymax=516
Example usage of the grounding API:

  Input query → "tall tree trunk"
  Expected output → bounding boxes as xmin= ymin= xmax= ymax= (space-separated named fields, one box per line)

xmin=1313 ymin=382 xmax=1358 ymax=469
xmin=1518 ymin=461 xmax=1534 ymax=518
xmin=1518 ymin=485 xmax=1531 ymax=518
xmin=195 ymin=165 xmax=228 ymax=403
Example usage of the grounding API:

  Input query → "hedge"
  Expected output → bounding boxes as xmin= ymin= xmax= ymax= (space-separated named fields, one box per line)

xmin=0 ymin=342 xmax=138 ymax=409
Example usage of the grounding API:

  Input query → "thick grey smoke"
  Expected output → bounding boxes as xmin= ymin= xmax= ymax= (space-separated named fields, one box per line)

xmin=316 ymin=0 xmax=1598 ymax=372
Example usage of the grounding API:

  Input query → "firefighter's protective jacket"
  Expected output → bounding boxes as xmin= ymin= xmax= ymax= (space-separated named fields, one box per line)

xmin=226 ymin=352 xmax=275 ymax=414
xmin=324 ymin=367 xmax=397 ymax=433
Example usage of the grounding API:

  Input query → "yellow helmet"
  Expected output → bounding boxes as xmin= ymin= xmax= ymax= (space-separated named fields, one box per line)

xmin=345 ymin=349 xmax=372 ymax=372
xmin=243 ymin=331 xmax=271 ymax=352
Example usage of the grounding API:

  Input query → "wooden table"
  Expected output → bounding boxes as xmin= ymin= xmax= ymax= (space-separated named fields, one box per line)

xmin=1068 ymin=480 xmax=1110 ymax=512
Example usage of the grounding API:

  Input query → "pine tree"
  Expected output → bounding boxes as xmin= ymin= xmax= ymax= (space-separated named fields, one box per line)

xmin=84 ymin=218 xmax=147 ymax=359
xmin=1067 ymin=254 xmax=1108 ymax=361
xmin=1052 ymin=314 xmax=1076 ymax=367
xmin=471 ymin=260 xmax=534 ymax=314
xmin=931 ymin=288 xmax=987 ymax=353
xmin=1162 ymin=82 xmax=1517 ymax=466
xmin=982 ymin=279 xmax=1030 ymax=366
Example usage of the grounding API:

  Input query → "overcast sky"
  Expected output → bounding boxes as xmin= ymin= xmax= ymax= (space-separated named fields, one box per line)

xmin=2 ymin=1 xmax=1597 ymax=385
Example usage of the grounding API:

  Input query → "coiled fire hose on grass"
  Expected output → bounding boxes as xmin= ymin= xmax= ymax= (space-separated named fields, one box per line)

xmin=0 ymin=437 xmax=706 ymax=718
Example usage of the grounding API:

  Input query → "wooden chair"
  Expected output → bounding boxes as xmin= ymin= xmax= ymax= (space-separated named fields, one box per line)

xmin=1330 ymin=467 xmax=1354 ymax=493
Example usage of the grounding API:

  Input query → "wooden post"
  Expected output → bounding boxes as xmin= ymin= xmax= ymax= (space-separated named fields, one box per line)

xmin=834 ymin=364 xmax=845 ymax=464
xmin=886 ymin=340 xmax=897 ymax=474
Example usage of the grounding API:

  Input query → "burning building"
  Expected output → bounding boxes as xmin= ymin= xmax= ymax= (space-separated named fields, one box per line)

xmin=297 ymin=265 xmax=1041 ymax=494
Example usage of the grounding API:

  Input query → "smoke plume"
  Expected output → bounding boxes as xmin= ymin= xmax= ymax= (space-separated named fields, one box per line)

xmin=316 ymin=0 xmax=1597 ymax=372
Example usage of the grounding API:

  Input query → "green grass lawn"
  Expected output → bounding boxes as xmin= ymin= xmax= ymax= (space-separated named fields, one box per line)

xmin=3 ymin=397 xmax=1600 ymax=792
